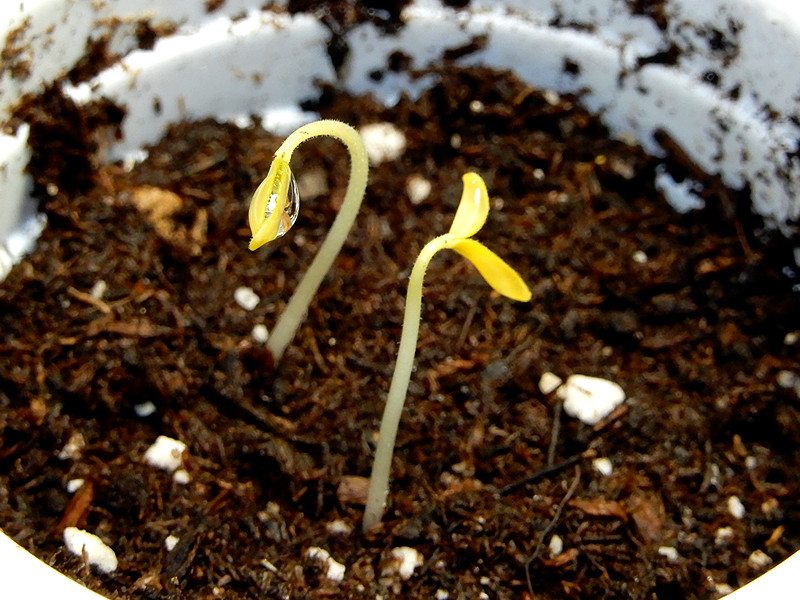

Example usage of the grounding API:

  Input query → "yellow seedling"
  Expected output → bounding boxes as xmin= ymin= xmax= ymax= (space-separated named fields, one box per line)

xmin=362 ymin=172 xmax=531 ymax=531
xmin=247 ymin=120 xmax=368 ymax=362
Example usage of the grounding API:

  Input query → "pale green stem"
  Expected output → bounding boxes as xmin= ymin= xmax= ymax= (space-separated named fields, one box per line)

xmin=265 ymin=120 xmax=368 ymax=362
xmin=363 ymin=235 xmax=453 ymax=531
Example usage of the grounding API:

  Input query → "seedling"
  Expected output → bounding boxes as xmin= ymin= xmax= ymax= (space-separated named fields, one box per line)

xmin=362 ymin=172 xmax=531 ymax=531
xmin=247 ymin=119 xmax=368 ymax=361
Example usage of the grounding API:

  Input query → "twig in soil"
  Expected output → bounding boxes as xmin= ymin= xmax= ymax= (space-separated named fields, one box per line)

xmin=591 ymin=403 xmax=628 ymax=433
xmin=546 ymin=397 xmax=562 ymax=467
xmin=55 ymin=481 xmax=94 ymax=533
xmin=454 ymin=298 xmax=478 ymax=350
xmin=227 ymin=396 xmax=297 ymax=437
xmin=67 ymin=285 xmax=112 ymax=314
xmin=499 ymin=449 xmax=594 ymax=496
xmin=525 ymin=466 xmax=581 ymax=599
xmin=363 ymin=173 xmax=531 ymax=532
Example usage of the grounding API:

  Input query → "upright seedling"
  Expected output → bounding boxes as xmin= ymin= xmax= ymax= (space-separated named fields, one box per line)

xmin=362 ymin=172 xmax=531 ymax=531
xmin=247 ymin=120 xmax=368 ymax=361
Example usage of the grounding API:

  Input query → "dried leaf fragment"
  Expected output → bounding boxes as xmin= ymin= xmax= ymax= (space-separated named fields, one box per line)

xmin=540 ymin=547 xmax=579 ymax=567
xmin=568 ymin=498 xmax=628 ymax=521
xmin=626 ymin=492 xmax=666 ymax=543
xmin=129 ymin=186 xmax=207 ymax=255
xmin=337 ymin=475 xmax=369 ymax=505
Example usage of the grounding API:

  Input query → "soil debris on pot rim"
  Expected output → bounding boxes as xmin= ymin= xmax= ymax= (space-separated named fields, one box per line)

xmin=1 ymin=64 xmax=799 ymax=600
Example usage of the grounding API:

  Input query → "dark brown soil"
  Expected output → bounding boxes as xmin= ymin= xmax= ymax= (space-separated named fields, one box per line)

xmin=1 ymin=64 xmax=799 ymax=600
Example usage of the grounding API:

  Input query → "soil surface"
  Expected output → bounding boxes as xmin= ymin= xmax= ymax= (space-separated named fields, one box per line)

xmin=2 ymin=64 xmax=800 ymax=600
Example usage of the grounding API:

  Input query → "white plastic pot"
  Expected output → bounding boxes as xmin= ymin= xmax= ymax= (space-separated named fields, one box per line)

xmin=1 ymin=1 xmax=798 ymax=598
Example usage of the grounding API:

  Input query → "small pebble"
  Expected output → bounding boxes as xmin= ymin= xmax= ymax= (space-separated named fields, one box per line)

xmin=592 ymin=457 xmax=613 ymax=476
xmin=63 ymin=527 xmax=118 ymax=574
xmin=234 ymin=286 xmax=260 ymax=311
xmin=538 ymin=371 xmax=563 ymax=395
xmin=435 ymin=590 xmax=450 ymax=600
xmin=747 ymin=549 xmax=772 ymax=569
xmin=359 ymin=122 xmax=406 ymax=164
xmin=784 ymin=331 xmax=799 ymax=345
xmin=632 ymin=250 xmax=648 ymax=264
xmin=173 ymin=468 xmax=191 ymax=484
xmin=306 ymin=547 xmax=346 ymax=582
xmin=657 ymin=546 xmax=679 ymax=562
xmin=727 ymin=495 xmax=746 ymax=520
xmin=143 ymin=435 xmax=187 ymax=473
xmin=557 ymin=374 xmax=626 ymax=425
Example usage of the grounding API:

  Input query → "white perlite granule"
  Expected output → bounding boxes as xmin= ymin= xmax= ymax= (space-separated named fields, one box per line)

xmin=251 ymin=323 xmax=269 ymax=343
xmin=727 ymin=495 xmax=746 ymax=519
xmin=58 ymin=431 xmax=86 ymax=460
xmin=172 ymin=468 xmax=191 ymax=484
xmin=89 ymin=279 xmax=108 ymax=300
xmin=234 ymin=286 xmax=260 ymax=311
xmin=306 ymin=546 xmax=346 ymax=582
xmin=548 ymin=534 xmax=564 ymax=557
xmin=165 ymin=535 xmax=180 ymax=551
xmin=359 ymin=122 xmax=406 ymax=164
xmin=63 ymin=527 xmax=118 ymax=574
xmin=384 ymin=547 xmax=423 ymax=580
xmin=405 ymin=174 xmax=432 ymax=205
xmin=657 ymin=546 xmax=679 ymax=562
xmin=776 ymin=370 xmax=798 ymax=389
xmin=143 ymin=435 xmax=187 ymax=473
xmin=592 ymin=457 xmax=613 ymax=476
xmin=325 ymin=519 xmax=353 ymax=536
xmin=557 ymin=374 xmax=625 ymax=425
xmin=538 ymin=371 xmax=563 ymax=395
xmin=715 ymin=526 xmax=735 ymax=546
xmin=748 ymin=549 xmax=772 ymax=569
xmin=134 ymin=401 xmax=157 ymax=417
xmin=66 ymin=478 xmax=85 ymax=493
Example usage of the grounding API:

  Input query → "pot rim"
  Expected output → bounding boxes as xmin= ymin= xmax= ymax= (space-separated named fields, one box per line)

xmin=1 ymin=1 xmax=798 ymax=597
